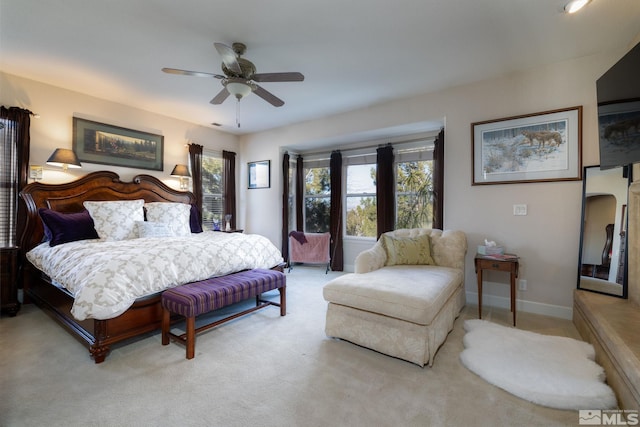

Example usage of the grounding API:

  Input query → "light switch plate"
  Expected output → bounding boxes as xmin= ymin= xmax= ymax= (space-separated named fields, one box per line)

xmin=513 ymin=204 xmax=527 ymax=216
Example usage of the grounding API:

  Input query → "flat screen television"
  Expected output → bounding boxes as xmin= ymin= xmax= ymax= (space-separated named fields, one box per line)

xmin=597 ymin=40 xmax=640 ymax=170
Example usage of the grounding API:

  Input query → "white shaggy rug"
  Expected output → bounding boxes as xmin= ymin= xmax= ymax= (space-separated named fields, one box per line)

xmin=459 ymin=319 xmax=617 ymax=410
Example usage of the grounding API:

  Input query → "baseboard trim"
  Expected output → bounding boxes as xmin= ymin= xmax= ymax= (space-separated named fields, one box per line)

xmin=466 ymin=291 xmax=573 ymax=320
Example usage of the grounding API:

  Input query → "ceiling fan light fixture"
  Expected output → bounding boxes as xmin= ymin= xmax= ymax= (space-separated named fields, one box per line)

xmin=164 ymin=42 xmax=303 ymax=112
xmin=564 ymin=0 xmax=590 ymax=14
xmin=226 ymin=81 xmax=253 ymax=100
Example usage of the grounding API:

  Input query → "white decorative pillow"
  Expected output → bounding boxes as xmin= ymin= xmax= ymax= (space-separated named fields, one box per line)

xmin=83 ymin=199 xmax=145 ymax=241
xmin=136 ymin=221 xmax=174 ymax=238
xmin=144 ymin=202 xmax=191 ymax=237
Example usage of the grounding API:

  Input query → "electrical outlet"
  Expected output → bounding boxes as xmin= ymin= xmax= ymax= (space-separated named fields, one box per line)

xmin=518 ymin=279 xmax=527 ymax=291
xmin=513 ymin=204 xmax=527 ymax=216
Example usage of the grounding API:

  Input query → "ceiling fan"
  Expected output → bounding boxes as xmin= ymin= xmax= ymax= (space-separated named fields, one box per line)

xmin=162 ymin=42 xmax=304 ymax=108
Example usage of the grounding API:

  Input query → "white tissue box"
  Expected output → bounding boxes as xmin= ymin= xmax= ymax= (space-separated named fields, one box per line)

xmin=477 ymin=245 xmax=504 ymax=255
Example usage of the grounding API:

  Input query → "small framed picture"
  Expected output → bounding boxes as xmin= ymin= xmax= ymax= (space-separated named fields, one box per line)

xmin=248 ymin=160 xmax=270 ymax=189
xmin=29 ymin=165 xmax=43 ymax=180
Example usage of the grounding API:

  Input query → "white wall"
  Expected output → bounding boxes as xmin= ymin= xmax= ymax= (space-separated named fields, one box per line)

xmin=0 ymin=72 xmax=238 ymax=187
xmin=1 ymin=47 xmax=628 ymax=318
xmin=239 ymin=49 xmax=627 ymax=318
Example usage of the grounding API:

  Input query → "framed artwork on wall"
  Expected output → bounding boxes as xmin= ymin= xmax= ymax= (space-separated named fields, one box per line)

xmin=72 ymin=117 xmax=164 ymax=171
xmin=248 ymin=160 xmax=270 ymax=189
xmin=29 ymin=165 xmax=43 ymax=180
xmin=472 ymin=106 xmax=582 ymax=185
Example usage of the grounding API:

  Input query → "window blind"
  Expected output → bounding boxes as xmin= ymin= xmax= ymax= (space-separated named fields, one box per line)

xmin=0 ymin=118 xmax=17 ymax=247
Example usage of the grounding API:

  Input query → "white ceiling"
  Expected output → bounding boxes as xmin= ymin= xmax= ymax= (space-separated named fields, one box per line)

xmin=1 ymin=0 xmax=640 ymax=135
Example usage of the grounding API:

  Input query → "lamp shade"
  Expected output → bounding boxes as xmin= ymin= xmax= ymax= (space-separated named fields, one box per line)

xmin=46 ymin=148 xmax=82 ymax=169
xmin=170 ymin=164 xmax=191 ymax=177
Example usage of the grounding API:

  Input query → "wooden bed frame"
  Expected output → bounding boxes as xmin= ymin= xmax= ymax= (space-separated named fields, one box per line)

xmin=18 ymin=171 xmax=282 ymax=363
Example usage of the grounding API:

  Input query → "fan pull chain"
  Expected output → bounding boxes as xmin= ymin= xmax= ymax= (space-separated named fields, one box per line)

xmin=236 ymin=99 xmax=241 ymax=128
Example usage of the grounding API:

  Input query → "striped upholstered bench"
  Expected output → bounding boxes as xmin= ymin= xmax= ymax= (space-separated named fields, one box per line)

xmin=161 ymin=268 xmax=286 ymax=359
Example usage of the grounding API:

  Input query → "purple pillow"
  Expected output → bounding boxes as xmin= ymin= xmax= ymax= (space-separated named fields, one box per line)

xmin=189 ymin=204 xmax=203 ymax=233
xmin=38 ymin=208 xmax=100 ymax=246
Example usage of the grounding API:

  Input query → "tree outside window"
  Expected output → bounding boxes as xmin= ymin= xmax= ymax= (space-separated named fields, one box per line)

xmin=304 ymin=166 xmax=330 ymax=232
xmin=396 ymin=160 xmax=433 ymax=229
xmin=346 ymin=163 xmax=377 ymax=237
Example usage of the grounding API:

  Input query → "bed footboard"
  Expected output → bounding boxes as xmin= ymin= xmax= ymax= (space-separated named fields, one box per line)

xmin=25 ymin=261 xmax=285 ymax=363
xmin=25 ymin=262 xmax=164 ymax=363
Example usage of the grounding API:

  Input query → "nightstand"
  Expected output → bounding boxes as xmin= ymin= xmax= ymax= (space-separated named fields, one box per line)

xmin=1 ymin=246 xmax=21 ymax=316
xmin=474 ymin=253 xmax=519 ymax=326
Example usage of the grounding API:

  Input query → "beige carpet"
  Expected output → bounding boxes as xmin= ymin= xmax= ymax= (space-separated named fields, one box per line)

xmin=1 ymin=266 xmax=585 ymax=426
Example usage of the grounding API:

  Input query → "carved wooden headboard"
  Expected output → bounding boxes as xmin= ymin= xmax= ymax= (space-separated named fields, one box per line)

xmin=18 ymin=171 xmax=196 ymax=255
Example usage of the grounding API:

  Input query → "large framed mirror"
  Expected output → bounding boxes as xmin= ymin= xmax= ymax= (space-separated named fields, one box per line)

xmin=578 ymin=165 xmax=630 ymax=297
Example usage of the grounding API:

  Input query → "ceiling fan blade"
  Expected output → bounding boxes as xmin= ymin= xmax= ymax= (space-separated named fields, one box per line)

xmin=162 ymin=67 xmax=224 ymax=79
xmin=210 ymin=88 xmax=230 ymax=105
xmin=214 ymin=42 xmax=242 ymax=75
xmin=252 ymin=72 xmax=304 ymax=83
xmin=253 ymin=85 xmax=285 ymax=107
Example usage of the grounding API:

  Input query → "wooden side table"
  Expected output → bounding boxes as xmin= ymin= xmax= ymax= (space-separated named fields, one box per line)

xmin=1 ymin=246 xmax=21 ymax=316
xmin=474 ymin=253 xmax=519 ymax=326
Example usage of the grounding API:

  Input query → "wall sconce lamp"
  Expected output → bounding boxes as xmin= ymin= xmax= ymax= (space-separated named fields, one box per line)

xmin=171 ymin=164 xmax=191 ymax=190
xmin=46 ymin=148 xmax=82 ymax=171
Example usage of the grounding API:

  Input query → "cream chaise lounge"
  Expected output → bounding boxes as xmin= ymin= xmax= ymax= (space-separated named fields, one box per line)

xmin=323 ymin=228 xmax=467 ymax=367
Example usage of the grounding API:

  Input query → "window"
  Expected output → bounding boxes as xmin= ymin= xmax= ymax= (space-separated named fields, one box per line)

xmin=395 ymin=144 xmax=434 ymax=229
xmin=303 ymin=162 xmax=330 ymax=233
xmin=343 ymin=143 xmax=434 ymax=237
xmin=345 ymin=163 xmax=377 ymax=238
xmin=297 ymin=136 xmax=437 ymax=237
xmin=396 ymin=159 xmax=433 ymax=229
xmin=0 ymin=118 xmax=16 ymax=246
xmin=288 ymin=160 xmax=296 ymax=232
xmin=200 ymin=150 xmax=224 ymax=230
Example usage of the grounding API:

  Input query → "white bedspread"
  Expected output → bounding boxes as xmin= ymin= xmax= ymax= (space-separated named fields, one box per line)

xmin=26 ymin=231 xmax=284 ymax=320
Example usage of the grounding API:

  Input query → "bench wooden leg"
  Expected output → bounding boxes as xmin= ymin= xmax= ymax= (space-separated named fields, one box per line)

xmin=279 ymin=286 xmax=286 ymax=316
xmin=161 ymin=308 xmax=170 ymax=345
xmin=186 ymin=316 xmax=195 ymax=360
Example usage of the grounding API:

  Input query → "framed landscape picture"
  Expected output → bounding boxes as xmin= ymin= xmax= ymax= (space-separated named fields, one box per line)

xmin=472 ymin=106 xmax=582 ymax=185
xmin=72 ymin=117 xmax=164 ymax=171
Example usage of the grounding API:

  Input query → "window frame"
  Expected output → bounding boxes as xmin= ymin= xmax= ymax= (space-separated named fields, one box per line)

xmin=302 ymin=161 xmax=331 ymax=233
xmin=395 ymin=158 xmax=434 ymax=230
xmin=344 ymin=161 xmax=378 ymax=239
xmin=297 ymin=134 xmax=439 ymax=239
xmin=199 ymin=150 xmax=224 ymax=230
xmin=0 ymin=118 xmax=17 ymax=246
